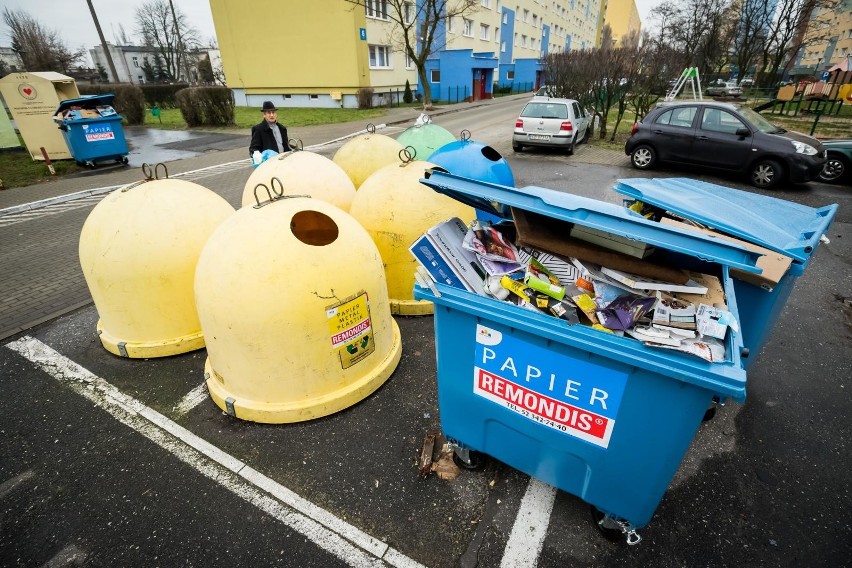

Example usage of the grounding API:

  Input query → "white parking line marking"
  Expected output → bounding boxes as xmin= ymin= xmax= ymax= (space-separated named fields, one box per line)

xmin=500 ymin=478 xmax=556 ymax=568
xmin=0 ymin=469 xmax=35 ymax=499
xmin=173 ymin=382 xmax=209 ymax=417
xmin=7 ymin=336 xmax=424 ymax=568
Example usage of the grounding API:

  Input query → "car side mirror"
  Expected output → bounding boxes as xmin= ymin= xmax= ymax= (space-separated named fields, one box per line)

xmin=735 ymin=127 xmax=750 ymax=138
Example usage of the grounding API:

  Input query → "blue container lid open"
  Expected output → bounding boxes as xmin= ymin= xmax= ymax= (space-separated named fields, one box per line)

xmin=420 ymin=170 xmax=765 ymax=274
xmin=612 ymin=177 xmax=839 ymax=264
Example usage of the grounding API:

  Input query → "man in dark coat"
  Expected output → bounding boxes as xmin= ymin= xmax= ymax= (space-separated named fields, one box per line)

xmin=249 ymin=101 xmax=288 ymax=156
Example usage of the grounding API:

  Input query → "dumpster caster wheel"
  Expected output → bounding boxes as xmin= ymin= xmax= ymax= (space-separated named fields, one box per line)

xmin=452 ymin=448 xmax=485 ymax=470
xmin=590 ymin=506 xmax=642 ymax=545
xmin=702 ymin=406 xmax=717 ymax=422
xmin=117 ymin=156 xmax=129 ymax=165
xmin=85 ymin=161 xmax=95 ymax=168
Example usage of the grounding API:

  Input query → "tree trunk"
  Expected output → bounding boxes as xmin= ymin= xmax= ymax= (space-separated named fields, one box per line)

xmin=417 ymin=65 xmax=433 ymax=110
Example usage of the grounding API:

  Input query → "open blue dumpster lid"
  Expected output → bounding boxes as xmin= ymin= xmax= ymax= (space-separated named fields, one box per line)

xmin=612 ymin=178 xmax=839 ymax=263
xmin=421 ymin=170 xmax=764 ymax=273
xmin=55 ymin=94 xmax=116 ymax=114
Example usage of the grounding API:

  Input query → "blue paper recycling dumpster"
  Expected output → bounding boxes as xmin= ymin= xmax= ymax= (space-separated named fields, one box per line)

xmin=414 ymin=171 xmax=769 ymax=543
xmin=54 ymin=94 xmax=128 ymax=167
xmin=612 ymin=178 xmax=838 ymax=369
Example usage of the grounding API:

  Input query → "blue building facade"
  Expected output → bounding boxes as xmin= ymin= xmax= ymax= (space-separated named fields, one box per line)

xmin=418 ymin=3 xmax=548 ymax=100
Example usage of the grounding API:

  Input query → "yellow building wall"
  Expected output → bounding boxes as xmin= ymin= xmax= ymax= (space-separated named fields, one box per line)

xmin=604 ymin=0 xmax=641 ymax=46
xmin=209 ymin=0 xmax=370 ymax=95
xmin=799 ymin=6 xmax=852 ymax=73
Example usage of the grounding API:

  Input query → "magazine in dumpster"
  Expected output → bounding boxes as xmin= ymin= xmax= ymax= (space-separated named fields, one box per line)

xmin=412 ymin=212 xmax=744 ymax=364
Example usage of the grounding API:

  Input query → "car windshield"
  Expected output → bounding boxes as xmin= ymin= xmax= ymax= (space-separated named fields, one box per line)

xmin=521 ymin=102 xmax=568 ymax=119
xmin=737 ymin=106 xmax=785 ymax=134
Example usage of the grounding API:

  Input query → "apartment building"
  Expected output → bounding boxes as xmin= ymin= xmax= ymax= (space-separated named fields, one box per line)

xmin=791 ymin=0 xmax=852 ymax=77
xmin=602 ymin=0 xmax=641 ymax=47
xmin=89 ymin=43 xmax=221 ymax=85
xmin=209 ymin=0 xmax=604 ymax=109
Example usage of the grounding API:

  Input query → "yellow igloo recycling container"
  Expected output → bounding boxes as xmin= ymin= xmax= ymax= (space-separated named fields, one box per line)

xmin=332 ymin=124 xmax=404 ymax=189
xmin=242 ymin=150 xmax=356 ymax=211
xmin=79 ymin=178 xmax=235 ymax=358
xmin=196 ymin=194 xmax=403 ymax=423
xmin=349 ymin=160 xmax=476 ymax=315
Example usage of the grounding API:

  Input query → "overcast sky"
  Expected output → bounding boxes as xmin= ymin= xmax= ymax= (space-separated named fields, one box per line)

xmin=0 ymin=0 xmax=218 ymax=64
xmin=1 ymin=0 xmax=658 ymax=65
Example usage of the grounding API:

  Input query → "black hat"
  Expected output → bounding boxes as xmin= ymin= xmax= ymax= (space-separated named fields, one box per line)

xmin=261 ymin=101 xmax=277 ymax=112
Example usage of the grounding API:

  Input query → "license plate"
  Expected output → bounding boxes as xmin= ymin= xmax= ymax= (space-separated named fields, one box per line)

xmin=528 ymin=134 xmax=550 ymax=141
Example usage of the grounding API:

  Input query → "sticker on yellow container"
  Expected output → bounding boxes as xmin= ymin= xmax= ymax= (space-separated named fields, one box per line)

xmin=327 ymin=291 xmax=375 ymax=369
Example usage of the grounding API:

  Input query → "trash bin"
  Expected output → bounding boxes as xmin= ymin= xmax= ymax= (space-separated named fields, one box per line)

xmin=54 ymin=94 xmax=129 ymax=167
xmin=612 ymin=178 xmax=838 ymax=369
xmin=414 ymin=171 xmax=767 ymax=542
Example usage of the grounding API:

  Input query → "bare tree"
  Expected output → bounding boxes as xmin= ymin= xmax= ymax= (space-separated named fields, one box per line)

xmin=728 ymin=0 xmax=774 ymax=84
xmin=761 ymin=0 xmax=838 ymax=84
xmin=2 ymin=8 xmax=85 ymax=73
xmin=134 ymin=0 xmax=199 ymax=82
xmin=344 ymin=0 xmax=479 ymax=108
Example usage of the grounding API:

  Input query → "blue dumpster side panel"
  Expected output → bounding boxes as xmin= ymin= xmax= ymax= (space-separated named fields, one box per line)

xmin=426 ymin=289 xmax=715 ymax=528
xmin=61 ymin=116 xmax=128 ymax=162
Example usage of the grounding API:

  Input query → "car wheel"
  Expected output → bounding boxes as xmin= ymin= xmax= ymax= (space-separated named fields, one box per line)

xmin=750 ymin=159 xmax=783 ymax=189
xmin=512 ymin=142 xmax=523 ymax=152
xmin=566 ymin=135 xmax=576 ymax=156
xmin=630 ymin=145 xmax=656 ymax=170
xmin=819 ymin=154 xmax=848 ymax=183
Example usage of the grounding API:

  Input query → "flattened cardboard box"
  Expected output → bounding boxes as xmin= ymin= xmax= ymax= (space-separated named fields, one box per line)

xmin=660 ymin=218 xmax=792 ymax=290
xmin=513 ymin=208 xmax=689 ymax=284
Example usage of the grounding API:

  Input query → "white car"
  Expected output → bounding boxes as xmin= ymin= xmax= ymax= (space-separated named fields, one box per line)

xmin=706 ymin=81 xmax=743 ymax=97
xmin=512 ymin=98 xmax=592 ymax=155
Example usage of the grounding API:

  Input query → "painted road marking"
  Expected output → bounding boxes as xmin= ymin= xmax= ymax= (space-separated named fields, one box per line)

xmin=6 ymin=336 xmax=424 ymax=568
xmin=0 ymin=194 xmax=106 ymax=228
xmin=500 ymin=478 xmax=557 ymax=568
xmin=173 ymin=381 xmax=209 ymax=417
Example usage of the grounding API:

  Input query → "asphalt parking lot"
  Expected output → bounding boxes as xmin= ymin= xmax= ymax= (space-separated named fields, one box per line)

xmin=1 ymin=98 xmax=851 ymax=566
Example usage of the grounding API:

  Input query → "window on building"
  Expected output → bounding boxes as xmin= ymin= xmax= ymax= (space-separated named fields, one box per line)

xmin=501 ymin=40 xmax=506 ymax=52
xmin=431 ymin=69 xmax=440 ymax=83
xmin=514 ymin=32 xmax=518 ymax=45
xmin=132 ymin=56 xmax=139 ymax=68
xmin=463 ymin=18 xmax=473 ymax=36
xmin=495 ymin=27 xmax=499 ymax=41
xmin=369 ymin=45 xmax=391 ymax=68
xmin=522 ymin=34 xmax=527 ymax=47
xmin=366 ymin=0 xmax=388 ymax=20
xmin=448 ymin=16 xmax=456 ymax=33
xmin=138 ymin=75 xmax=143 ymax=82
xmin=310 ymin=94 xmax=319 ymax=99
xmin=480 ymin=23 xmax=490 ymax=39
xmin=404 ymin=2 xmax=415 ymax=24
xmin=531 ymin=38 xmax=536 ymax=49
xmin=533 ymin=14 xmax=538 ymax=27
xmin=481 ymin=0 xmax=491 ymax=7
xmin=503 ymin=12 xmax=508 ymax=24
xmin=523 ymin=9 xmax=529 ymax=22
xmin=405 ymin=52 xmax=414 ymax=68
xmin=507 ymin=70 xmax=515 ymax=80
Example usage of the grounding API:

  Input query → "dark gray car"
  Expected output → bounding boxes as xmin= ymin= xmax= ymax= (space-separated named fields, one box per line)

xmin=624 ymin=101 xmax=827 ymax=189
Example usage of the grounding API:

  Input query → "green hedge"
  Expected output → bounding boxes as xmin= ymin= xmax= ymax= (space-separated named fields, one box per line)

xmin=175 ymin=86 xmax=235 ymax=127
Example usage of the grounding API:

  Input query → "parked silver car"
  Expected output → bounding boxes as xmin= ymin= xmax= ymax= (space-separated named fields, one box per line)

xmin=706 ymin=81 xmax=743 ymax=97
xmin=512 ymin=98 xmax=591 ymax=155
